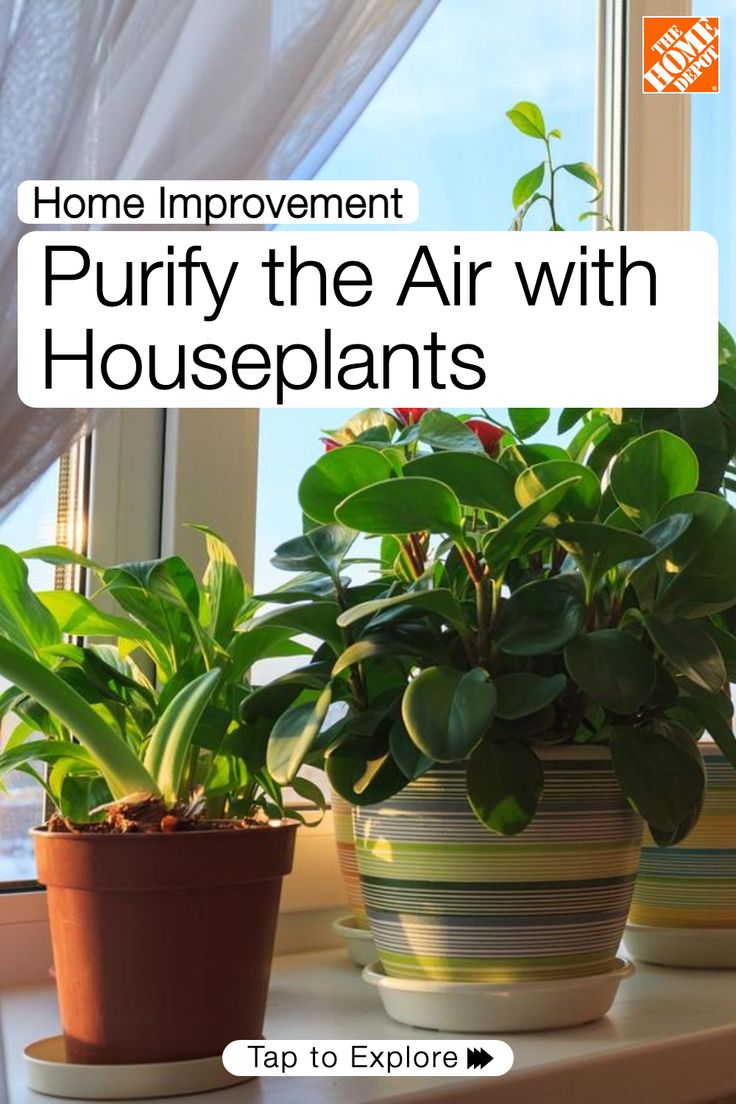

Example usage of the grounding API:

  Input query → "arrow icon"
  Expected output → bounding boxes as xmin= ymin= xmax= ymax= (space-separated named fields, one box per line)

xmin=466 ymin=1046 xmax=493 ymax=1070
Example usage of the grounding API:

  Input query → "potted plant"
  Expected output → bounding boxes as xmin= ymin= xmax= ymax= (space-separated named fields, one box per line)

xmin=0 ymin=530 xmax=323 ymax=1066
xmin=251 ymin=406 xmax=736 ymax=1030
xmin=545 ymin=325 xmax=736 ymax=968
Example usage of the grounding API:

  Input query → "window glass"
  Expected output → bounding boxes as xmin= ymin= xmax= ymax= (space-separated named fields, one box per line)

xmin=691 ymin=7 xmax=734 ymax=327
xmin=0 ymin=465 xmax=60 ymax=881
xmin=255 ymin=0 xmax=597 ymax=590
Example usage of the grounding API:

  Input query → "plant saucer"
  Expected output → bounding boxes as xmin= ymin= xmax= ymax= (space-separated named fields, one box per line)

xmin=332 ymin=914 xmax=377 ymax=966
xmin=24 ymin=1036 xmax=249 ymax=1099
xmin=363 ymin=957 xmax=634 ymax=1032
xmin=625 ymin=923 xmax=736 ymax=969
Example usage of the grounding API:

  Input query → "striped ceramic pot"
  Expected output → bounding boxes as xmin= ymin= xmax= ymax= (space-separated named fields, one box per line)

xmin=332 ymin=791 xmax=369 ymax=926
xmin=626 ymin=741 xmax=736 ymax=967
xmin=353 ymin=747 xmax=643 ymax=983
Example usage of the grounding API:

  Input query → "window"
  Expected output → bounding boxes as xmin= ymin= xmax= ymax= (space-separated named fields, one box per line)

xmin=691 ymin=5 xmax=733 ymax=326
xmin=255 ymin=0 xmax=598 ymax=581
xmin=0 ymin=464 xmax=61 ymax=883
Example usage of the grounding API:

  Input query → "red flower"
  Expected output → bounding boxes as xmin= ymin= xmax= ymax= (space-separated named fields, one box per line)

xmin=466 ymin=418 xmax=503 ymax=457
xmin=321 ymin=437 xmax=341 ymax=452
xmin=393 ymin=408 xmax=429 ymax=426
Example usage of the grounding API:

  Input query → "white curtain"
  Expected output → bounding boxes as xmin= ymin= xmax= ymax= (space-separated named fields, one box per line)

xmin=0 ymin=0 xmax=439 ymax=514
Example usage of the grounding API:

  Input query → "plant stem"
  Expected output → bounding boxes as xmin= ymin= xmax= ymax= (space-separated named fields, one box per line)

xmin=546 ymin=138 xmax=557 ymax=228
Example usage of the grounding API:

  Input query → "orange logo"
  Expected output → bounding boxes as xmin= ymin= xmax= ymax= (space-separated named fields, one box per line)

xmin=642 ymin=16 xmax=719 ymax=93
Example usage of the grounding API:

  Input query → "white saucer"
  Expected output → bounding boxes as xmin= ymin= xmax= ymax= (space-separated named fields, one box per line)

xmin=24 ymin=1035 xmax=248 ymax=1099
xmin=625 ymin=923 xmax=736 ymax=968
xmin=363 ymin=957 xmax=634 ymax=1033
xmin=332 ymin=915 xmax=378 ymax=967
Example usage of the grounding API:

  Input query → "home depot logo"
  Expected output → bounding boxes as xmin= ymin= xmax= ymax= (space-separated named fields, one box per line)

xmin=642 ymin=16 xmax=719 ymax=93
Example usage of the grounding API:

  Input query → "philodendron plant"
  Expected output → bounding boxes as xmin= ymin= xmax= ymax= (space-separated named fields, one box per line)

xmin=0 ymin=528 xmax=323 ymax=828
xmin=253 ymin=407 xmax=736 ymax=847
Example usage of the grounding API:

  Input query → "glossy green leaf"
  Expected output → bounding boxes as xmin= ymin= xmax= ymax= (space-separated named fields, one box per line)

xmin=404 ymin=452 xmax=518 ymax=517
xmin=610 ymin=722 xmax=705 ymax=844
xmin=610 ymin=431 xmax=699 ymax=527
xmin=189 ymin=525 xmax=244 ymax=643
xmin=298 ymin=446 xmax=394 ymax=525
xmin=37 ymin=591 xmax=154 ymax=646
xmin=554 ymin=522 xmax=654 ymax=588
xmin=481 ymin=477 xmax=581 ymax=575
xmin=508 ymin=408 xmax=550 ymax=439
xmin=512 ymin=163 xmax=545 ymax=209
xmin=506 ymin=101 xmax=546 ymax=139
xmin=675 ymin=696 xmax=736 ymax=770
xmin=565 ymin=631 xmax=656 ymax=714
xmin=644 ymin=615 xmax=726 ymax=692
xmin=418 ymin=410 xmax=486 ymax=453
xmin=143 ymin=667 xmax=220 ymax=804
xmin=560 ymin=161 xmax=602 ymax=197
xmin=335 ymin=477 xmax=463 ymax=539
xmin=271 ymin=524 xmax=356 ymax=578
xmin=266 ymin=684 xmax=332 ymax=785
xmin=467 ymin=739 xmax=543 ymax=835
xmin=0 ymin=546 xmax=59 ymax=655
xmin=336 ymin=588 xmax=467 ymax=634
xmin=402 ymin=666 xmax=496 ymax=761
xmin=515 ymin=461 xmax=601 ymax=522
xmin=389 ymin=716 xmax=433 ymax=780
xmin=249 ymin=602 xmax=343 ymax=654
xmin=326 ymin=747 xmax=408 ymax=805
xmin=497 ymin=577 xmax=586 ymax=655
xmin=656 ymin=493 xmax=736 ymax=618
xmin=494 ymin=672 xmax=567 ymax=720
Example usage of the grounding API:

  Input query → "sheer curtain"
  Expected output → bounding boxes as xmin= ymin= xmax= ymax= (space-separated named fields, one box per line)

xmin=0 ymin=0 xmax=439 ymax=514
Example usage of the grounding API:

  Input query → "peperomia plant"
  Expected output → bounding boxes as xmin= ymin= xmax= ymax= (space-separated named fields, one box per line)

xmin=0 ymin=529 xmax=324 ymax=828
xmin=507 ymin=100 xmax=607 ymax=230
xmin=251 ymin=407 xmax=736 ymax=846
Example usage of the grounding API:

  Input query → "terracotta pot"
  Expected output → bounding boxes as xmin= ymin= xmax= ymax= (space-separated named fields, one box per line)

xmin=33 ymin=822 xmax=297 ymax=1065
xmin=353 ymin=747 xmax=642 ymax=985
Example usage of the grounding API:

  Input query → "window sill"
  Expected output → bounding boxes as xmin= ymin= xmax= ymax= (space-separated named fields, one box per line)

xmin=3 ymin=947 xmax=736 ymax=1104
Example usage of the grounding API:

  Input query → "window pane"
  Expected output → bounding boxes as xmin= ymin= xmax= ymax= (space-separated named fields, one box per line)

xmin=255 ymin=0 xmax=597 ymax=585
xmin=691 ymin=8 xmax=734 ymax=327
xmin=0 ymin=465 xmax=60 ymax=882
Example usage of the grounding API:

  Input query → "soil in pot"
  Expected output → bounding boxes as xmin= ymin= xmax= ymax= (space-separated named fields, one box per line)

xmin=353 ymin=747 xmax=643 ymax=985
xmin=33 ymin=801 xmax=297 ymax=1065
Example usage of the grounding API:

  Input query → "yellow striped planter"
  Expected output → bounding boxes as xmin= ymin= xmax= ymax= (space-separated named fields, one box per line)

xmin=627 ymin=741 xmax=736 ymax=966
xmin=331 ymin=791 xmax=369 ymax=928
xmin=353 ymin=747 xmax=643 ymax=984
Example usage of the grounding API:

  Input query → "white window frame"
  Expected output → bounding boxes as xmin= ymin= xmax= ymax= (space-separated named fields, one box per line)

xmin=0 ymin=2 xmax=695 ymax=973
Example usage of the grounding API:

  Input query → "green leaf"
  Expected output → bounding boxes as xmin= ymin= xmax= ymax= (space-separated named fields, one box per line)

xmin=610 ymin=722 xmax=705 ymax=844
xmin=389 ymin=716 xmax=433 ymax=780
xmin=143 ymin=667 xmax=220 ymax=805
xmin=560 ymin=162 xmax=603 ymax=197
xmin=656 ymin=493 xmax=736 ymax=618
xmin=266 ymin=684 xmax=332 ymax=785
xmin=0 ymin=738 xmax=94 ymax=782
xmin=506 ymin=101 xmax=546 ymax=139
xmin=20 ymin=545 xmax=102 ymax=572
xmin=676 ymin=697 xmax=736 ymax=770
xmin=515 ymin=461 xmax=601 ymax=522
xmin=418 ymin=410 xmax=486 ymax=453
xmin=37 ymin=591 xmax=155 ymax=647
xmin=326 ymin=747 xmax=408 ymax=806
xmin=610 ymin=431 xmax=699 ymax=527
xmin=512 ymin=163 xmax=545 ymax=209
xmin=335 ymin=477 xmax=463 ymax=539
xmin=336 ymin=588 xmax=467 ymax=633
xmin=298 ymin=446 xmax=394 ymax=525
xmin=554 ymin=522 xmax=654 ymax=589
xmin=497 ymin=577 xmax=586 ymax=655
xmin=248 ymin=602 xmax=343 ymax=654
xmin=481 ymin=477 xmax=581 ymax=575
xmin=322 ymin=408 xmax=397 ymax=445
xmin=228 ymin=626 xmax=310 ymax=677
xmin=644 ymin=615 xmax=726 ymax=692
xmin=0 ymin=636 xmax=157 ymax=800
xmin=565 ymin=631 xmax=656 ymax=714
xmin=494 ymin=672 xmax=567 ymax=720
xmin=404 ymin=453 xmax=518 ymax=517
xmin=402 ymin=667 xmax=496 ymax=761
xmin=557 ymin=409 xmax=589 ymax=433
xmin=271 ymin=524 xmax=356 ymax=578
xmin=508 ymin=408 xmax=550 ymax=439
xmin=467 ymin=739 xmax=543 ymax=835
xmin=0 ymin=546 xmax=59 ymax=655
xmin=189 ymin=525 xmax=244 ymax=643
